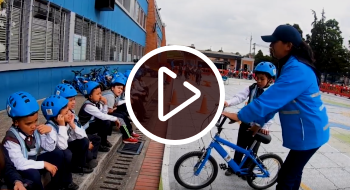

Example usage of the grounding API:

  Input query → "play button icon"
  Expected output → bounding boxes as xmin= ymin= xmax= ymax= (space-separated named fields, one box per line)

xmin=158 ymin=67 xmax=201 ymax=121
xmin=125 ymin=45 xmax=225 ymax=145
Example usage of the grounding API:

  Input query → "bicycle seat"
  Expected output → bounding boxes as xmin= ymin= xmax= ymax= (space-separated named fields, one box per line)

xmin=254 ymin=132 xmax=271 ymax=144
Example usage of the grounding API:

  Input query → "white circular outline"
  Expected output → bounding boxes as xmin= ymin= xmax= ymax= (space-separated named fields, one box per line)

xmin=125 ymin=45 xmax=225 ymax=145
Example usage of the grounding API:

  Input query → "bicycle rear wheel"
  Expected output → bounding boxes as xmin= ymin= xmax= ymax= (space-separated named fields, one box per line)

xmin=247 ymin=153 xmax=283 ymax=189
xmin=174 ymin=151 xmax=218 ymax=189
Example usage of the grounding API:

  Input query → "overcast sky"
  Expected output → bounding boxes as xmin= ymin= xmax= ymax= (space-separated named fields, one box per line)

xmin=156 ymin=0 xmax=350 ymax=56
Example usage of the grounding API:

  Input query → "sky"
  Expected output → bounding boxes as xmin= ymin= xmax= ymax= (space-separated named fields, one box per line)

xmin=156 ymin=0 xmax=350 ymax=56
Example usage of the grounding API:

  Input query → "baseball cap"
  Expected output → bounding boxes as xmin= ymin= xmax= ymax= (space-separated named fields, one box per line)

xmin=261 ymin=25 xmax=302 ymax=47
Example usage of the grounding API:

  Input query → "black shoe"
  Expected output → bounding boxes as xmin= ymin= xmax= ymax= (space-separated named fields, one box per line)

xmin=225 ymin=168 xmax=234 ymax=176
xmin=85 ymin=160 xmax=98 ymax=169
xmin=64 ymin=182 xmax=79 ymax=190
xmin=105 ymin=140 xmax=112 ymax=148
xmin=98 ymin=145 xmax=110 ymax=152
xmin=71 ymin=167 xmax=93 ymax=174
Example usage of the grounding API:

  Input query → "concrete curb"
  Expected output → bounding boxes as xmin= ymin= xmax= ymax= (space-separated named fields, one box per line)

xmin=78 ymin=132 xmax=122 ymax=190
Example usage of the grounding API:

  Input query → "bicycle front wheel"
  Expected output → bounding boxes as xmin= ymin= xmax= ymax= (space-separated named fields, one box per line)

xmin=174 ymin=151 xmax=218 ymax=189
xmin=247 ymin=153 xmax=283 ymax=189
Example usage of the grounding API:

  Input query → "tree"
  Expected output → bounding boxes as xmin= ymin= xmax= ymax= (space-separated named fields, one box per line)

xmin=235 ymin=52 xmax=241 ymax=56
xmin=218 ymin=49 xmax=223 ymax=52
xmin=307 ymin=9 xmax=348 ymax=75
xmin=253 ymin=50 xmax=272 ymax=66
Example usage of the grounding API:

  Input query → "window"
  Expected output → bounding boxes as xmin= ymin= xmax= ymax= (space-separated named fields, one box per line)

xmin=0 ymin=0 xmax=26 ymax=62
xmin=122 ymin=0 xmax=130 ymax=12
xmin=95 ymin=26 xmax=104 ymax=61
xmin=129 ymin=0 xmax=134 ymax=18
xmin=119 ymin=36 xmax=126 ymax=62
xmin=132 ymin=42 xmax=137 ymax=60
xmin=31 ymin=0 xmax=68 ymax=61
xmin=74 ymin=17 xmax=90 ymax=61
xmin=127 ymin=40 xmax=132 ymax=62
xmin=138 ymin=45 xmax=141 ymax=59
xmin=134 ymin=2 xmax=139 ymax=22
xmin=109 ymin=32 xmax=116 ymax=61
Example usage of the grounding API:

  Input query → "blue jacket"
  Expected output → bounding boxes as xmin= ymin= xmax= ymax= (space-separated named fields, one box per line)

xmin=237 ymin=56 xmax=329 ymax=150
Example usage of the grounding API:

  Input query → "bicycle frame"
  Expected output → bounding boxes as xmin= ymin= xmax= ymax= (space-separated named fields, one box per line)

xmin=194 ymin=118 xmax=271 ymax=178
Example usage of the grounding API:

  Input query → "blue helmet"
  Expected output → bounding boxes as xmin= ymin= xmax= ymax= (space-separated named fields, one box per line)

xmin=111 ymin=75 xmax=126 ymax=86
xmin=117 ymin=72 xmax=125 ymax=78
xmin=83 ymin=81 xmax=100 ymax=96
xmin=254 ymin=62 xmax=276 ymax=78
xmin=41 ymin=95 xmax=68 ymax=120
xmin=54 ymin=84 xmax=77 ymax=99
xmin=6 ymin=91 xmax=39 ymax=118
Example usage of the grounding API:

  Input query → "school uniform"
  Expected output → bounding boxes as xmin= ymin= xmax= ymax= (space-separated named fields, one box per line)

xmin=102 ymin=91 xmax=133 ymax=140
xmin=2 ymin=126 xmax=64 ymax=190
xmin=226 ymin=83 xmax=273 ymax=168
xmin=78 ymin=100 xmax=117 ymax=147
xmin=71 ymin=110 xmax=101 ymax=160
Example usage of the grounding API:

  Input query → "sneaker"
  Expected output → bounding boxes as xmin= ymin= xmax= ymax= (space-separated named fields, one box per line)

xmin=85 ymin=160 xmax=98 ymax=169
xmin=71 ymin=167 xmax=93 ymax=174
xmin=225 ymin=168 xmax=234 ymax=176
xmin=64 ymin=182 xmax=79 ymax=190
xmin=123 ymin=137 xmax=138 ymax=144
xmin=98 ymin=145 xmax=110 ymax=152
xmin=131 ymin=132 xmax=140 ymax=138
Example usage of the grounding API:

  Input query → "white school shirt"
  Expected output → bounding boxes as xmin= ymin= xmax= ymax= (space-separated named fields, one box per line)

xmin=4 ymin=129 xmax=57 ymax=170
xmin=226 ymin=86 xmax=273 ymax=130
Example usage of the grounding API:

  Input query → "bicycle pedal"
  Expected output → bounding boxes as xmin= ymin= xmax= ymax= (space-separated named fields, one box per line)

xmin=219 ymin=163 xmax=228 ymax=170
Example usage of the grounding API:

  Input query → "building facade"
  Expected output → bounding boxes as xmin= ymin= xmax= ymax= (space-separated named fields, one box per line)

xmin=0 ymin=0 xmax=165 ymax=110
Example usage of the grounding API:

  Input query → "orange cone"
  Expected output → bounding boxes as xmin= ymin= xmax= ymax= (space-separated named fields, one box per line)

xmin=169 ymin=90 xmax=178 ymax=105
xmin=197 ymin=95 xmax=209 ymax=114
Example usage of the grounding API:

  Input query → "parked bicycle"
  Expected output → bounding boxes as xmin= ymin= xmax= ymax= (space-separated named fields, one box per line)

xmin=62 ymin=68 xmax=89 ymax=94
xmin=174 ymin=106 xmax=283 ymax=189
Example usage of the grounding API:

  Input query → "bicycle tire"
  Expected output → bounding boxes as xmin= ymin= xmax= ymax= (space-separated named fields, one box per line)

xmin=247 ymin=153 xmax=283 ymax=190
xmin=174 ymin=151 xmax=218 ymax=189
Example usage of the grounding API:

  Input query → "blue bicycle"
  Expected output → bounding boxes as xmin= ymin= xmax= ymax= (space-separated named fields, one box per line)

xmin=174 ymin=110 xmax=283 ymax=189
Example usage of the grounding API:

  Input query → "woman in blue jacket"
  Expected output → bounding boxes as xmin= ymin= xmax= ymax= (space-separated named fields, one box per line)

xmin=223 ymin=24 xmax=330 ymax=190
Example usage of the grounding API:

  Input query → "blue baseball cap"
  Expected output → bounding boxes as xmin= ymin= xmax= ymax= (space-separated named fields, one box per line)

xmin=261 ymin=25 xmax=302 ymax=47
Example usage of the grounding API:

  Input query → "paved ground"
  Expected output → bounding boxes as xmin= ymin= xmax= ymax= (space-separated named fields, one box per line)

xmin=161 ymin=78 xmax=350 ymax=190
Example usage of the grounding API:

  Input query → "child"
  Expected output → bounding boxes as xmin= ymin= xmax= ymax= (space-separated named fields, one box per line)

xmin=223 ymin=62 xmax=276 ymax=178
xmin=41 ymin=95 xmax=82 ymax=189
xmin=78 ymin=81 xmax=121 ymax=151
xmin=102 ymin=76 xmax=139 ymax=144
xmin=54 ymin=84 xmax=102 ymax=165
xmin=3 ymin=91 xmax=65 ymax=190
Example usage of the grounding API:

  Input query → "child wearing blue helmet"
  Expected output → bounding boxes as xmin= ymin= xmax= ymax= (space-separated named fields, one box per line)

xmin=41 ymin=95 xmax=82 ymax=189
xmin=224 ymin=61 xmax=276 ymax=178
xmin=2 ymin=91 xmax=65 ymax=190
xmin=103 ymin=76 xmax=139 ymax=144
xmin=54 ymin=84 xmax=100 ymax=169
xmin=78 ymin=81 xmax=121 ymax=151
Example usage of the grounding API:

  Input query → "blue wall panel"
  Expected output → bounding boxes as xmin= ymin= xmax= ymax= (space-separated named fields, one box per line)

xmin=49 ymin=0 xmax=147 ymax=46
xmin=0 ymin=64 xmax=134 ymax=110
xmin=137 ymin=0 xmax=148 ymax=14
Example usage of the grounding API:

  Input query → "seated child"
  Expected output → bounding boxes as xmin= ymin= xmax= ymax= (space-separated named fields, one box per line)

xmin=41 ymin=95 xmax=83 ymax=189
xmin=102 ymin=75 xmax=139 ymax=144
xmin=54 ymin=83 xmax=102 ymax=164
xmin=78 ymin=81 xmax=121 ymax=151
xmin=3 ymin=91 xmax=65 ymax=190
xmin=223 ymin=62 xmax=276 ymax=178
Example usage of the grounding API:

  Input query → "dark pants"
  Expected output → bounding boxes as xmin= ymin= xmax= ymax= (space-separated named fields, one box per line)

xmin=87 ymin=134 xmax=101 ymax=159
xmin=19 ymin=148 xmax=64 ymax=190
xmin=116 ymin=104 xmax=129 ymax=116
xmin=131 ymin=98 xmax=147 ymax=119
xmin=68 ymin=138 xmax=89 ymax=168
xmin=234 ymin=123 xmax=261 ymax=169
xmin=111 ymin=110 xmax=133 ymax=139
xmin=86 ymin=119 xmax=112 ymax=146
xmin=276 ymin=147 xmax=319 ymax=190
xmin=61 ymin=149 xmax=73 ymax=185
